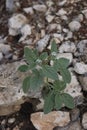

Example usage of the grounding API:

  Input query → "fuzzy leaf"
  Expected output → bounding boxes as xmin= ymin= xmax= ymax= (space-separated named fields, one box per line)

xmin=30 ymin=70 xmax=44 ymax=90
xmin=24 ymin=47 xmax=37 ymax=63
xmin=39 ymin=52 xmax=48 ymax=60
xmin=22 ymin=76 xmax=30 ymax=93
xmin=62 ymin=93 xmax=75 ymax=109
xmin=57 ymin=58 xmax=70 ymax=68
xmin=42 ymin=65 xmax=58 ymax=80
xmin=18 ymin=65 xmax=28 ymax=72
xmin=53 ymin=59 xmax=71 ymax=83
xmin=53 ymin=80 xmax=66 ymax=92
xmin=44 ymin=91 xmax=55 ymax=114
xmin=51 ymin=40 xmax=58 ymax=53
xmin=55 ymin=94 xmax=63 ymax=110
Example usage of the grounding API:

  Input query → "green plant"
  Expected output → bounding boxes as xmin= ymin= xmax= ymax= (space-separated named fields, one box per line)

xmin=18 ymin=40 xmax=75 ymax=114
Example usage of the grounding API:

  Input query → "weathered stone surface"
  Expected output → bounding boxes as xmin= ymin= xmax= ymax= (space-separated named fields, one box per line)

xmin=74 ymin=62 xmax=87 ymax=74
xmin=0 ymin=61 xmax=41 ymax=115
xmin=59 ymin=41 xmax=76 ymax=53
xmin=78 ymin=75 xmax=87 ymax=91
xmin=36 ymin=35 xmax=50 ymax=52
xmin=54 ymin=120 xmax=82 ymax=130
xmin=8 ymin=14 xmax=28 ymax=36
xmin=69 ymin=21 xmax=81 ymax=32
xmin=31 ymin=111 xmax=70 ymax=130
xmin=33 ymin=4 xmax=47 ymax=12
xmin=82 ymin=112 xmax=87 ymax=129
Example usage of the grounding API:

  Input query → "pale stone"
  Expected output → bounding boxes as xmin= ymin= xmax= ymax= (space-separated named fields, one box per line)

xmin=58 ymin=0 xmax=67 ymax=6
xmin=0 ymin=61 xmax=38 ymax=115
xmin=74 ymin=62 xmax=87 ymax=74
xmin=56 ymin=53 xmax=73 ymax=64
xmin=19 ymin=24 xmax=32 ymax=42
xmin=54 ymin=120 xmax=82 ymax=130
xmin=82 ymin=112 xmax=87 ymax=129
xmin=56 ymin=8 xmax=67 ymax=16
xmin=69 ymin=21 xmax=81 ymax=32
xmin=82 ymin=9 xmax=87 ymax=19
xmin=8 ymin=118 xmax=15 ymax=124
xmin=65 ymin=31 xmax=73 ymax=40
xmin=6 ymin=0 xmax=20 ymax=12
xmin=46 ymin=15 xmax=55 ymax=23
xmin=36 ymin=35 xmax=50 ymax=52
xmin=0 ymin=52 xmax=3 ymax=61
xmin=23 ymin=7 xmax=34 ymax=14
xmin=64 ymin=71 xmax=82 ymax=98
xmin=31 ymin=111 xmax=70 ymax=130
xmin=0 ymin=44 xmax=11 ymax=55
xmin=77 ymin=39 xmax=87 ymax=53
xmin=78 ymin=75 xmax=87 ymax=91
xmin=53 ymin=33 xmax=64 ymax=41
xmin=59 ymin=41 xmax=76 ymax=53
xmin=9 ymin=14 xmax=28 ymax=36
xmin=33 ymin=4 xmax=47 ymax=12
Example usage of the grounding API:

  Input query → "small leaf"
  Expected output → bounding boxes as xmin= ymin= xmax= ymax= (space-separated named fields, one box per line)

xmin=24 ymin=47 xmax=37 ymax=63
xmin=62 ymin=93 xmax=75 ymax=109
xmin=30 ymin=70 xmax=44 ymax=90
xmin=22 ymin=76 xmax=30 ymax=93
xmin=18 ymin=65 xmax=28 ymax=72
xmin=57 ymin=58 xmax=70 ymax=68
xmin=39 ymin=52 xmax=48 ymax=60
xmin=44 ymin=91 xmax=55 ymax=114
xmin=53 ymin=59 xmax=71 ymax=83
xmin=60 ymin=69 xmax=71 ymax=83
xmin=55 ymin=94 xmax=63 ymax=110
xmin=53 ymin=80 xmax=66 ymax=92
xmin=42 ymin=65 xmax=58 ymax=80
xmin=51 ymin=40 xmax=58 ymax=53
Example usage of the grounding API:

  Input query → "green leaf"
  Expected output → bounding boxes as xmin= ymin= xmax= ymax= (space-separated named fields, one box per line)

xmin=22 ymin=76 xmax=30 ymax=93
xmin=53 ymin=80 xmax=66 ymax=92
xmin=18 ymin=65 xmax=28 ymax=72
xmin=42 ymin=65 xmax=58 ymax=80
xmin=57 ymin=58 xmax=70 ymax=68
xmin=51 ymin=40 xmax=58 ymax=53
xmin=24 ymin=47 xmax=37 ymax=63
xmin=30 ymin=70 xmax=44 ymax=90
xmin=60 ymin=69 xmax=71 ymax=83
xmin=53 ymin=59 xmax=71 ymax=83
xmin=44 ymin=91 xmax=55 ymax=114
xmin=39 ymin=52 xmax=48 ymax=60
xmin=28 ymin=62 xmax=36 ymax=70
xmin=62 ymin=93 xmax=75 ymax=109
xmin=55 ymin=94 xmax=63 ymax=110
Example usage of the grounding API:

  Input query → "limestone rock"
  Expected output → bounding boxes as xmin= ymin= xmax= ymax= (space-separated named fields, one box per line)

xmin=78 ymin=75 xmax=87 ymax=91
xmin=36 ymin=35 xmax=50 ymax=52
xmin=31 ymin=111 xmax=70 ymax=130
xmin=0 ymin=61 xmax=41 ymax=115
xmin=23 ymin=7 xmax=34 ymax=14
xmin=69 ymin=21 xmax=81 ymax=32
xmin=54 ymin=120 xmax=82 ymax=130
xmin=33 ymin=4 xmax=47 ymax=12
xmin=0 ymin=44 xmax=11 ymax=55
xmin=82 ymin=112 xmax=87 ymax=129
xmin=59 ymin=41 xmax=76 ymax=53
xmin=8 ymin=14 xmax=28 ymax=36
xmin=46 ymin=15 xmax=55 ymax=23
xmin=0 ymin=52 xmax=3 ymax=61
xmin=74 ymin=62 xmax=87 ymax=74
xmin=19 ymin=24 xmax=32 ymax=42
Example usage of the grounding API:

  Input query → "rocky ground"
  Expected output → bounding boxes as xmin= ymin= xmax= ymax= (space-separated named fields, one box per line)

xmin=0 ymin=0 xmax=87 ymax=130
